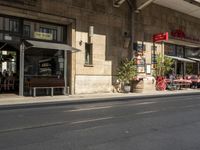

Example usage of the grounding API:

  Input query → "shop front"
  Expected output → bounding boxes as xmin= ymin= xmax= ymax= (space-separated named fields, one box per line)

xmin=0 ymin=15 xmax=78 ymax=96
xmin=164 ymin=29 xmax=200 ymax=77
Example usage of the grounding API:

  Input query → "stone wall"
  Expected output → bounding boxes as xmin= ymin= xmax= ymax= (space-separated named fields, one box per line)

xmin=0 ymin=0 xmax=132 ymax=94
xmin=134 ymin=3 xmax=200 ymax=42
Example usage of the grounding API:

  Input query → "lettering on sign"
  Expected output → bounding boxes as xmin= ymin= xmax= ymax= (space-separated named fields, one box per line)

xmin=171 ymin=29 xmax=200 ymax=42
xmin=153 ymin=32 xmax=168 ymax=42
xmin=34 ymin=32 xmax=53 ymax=40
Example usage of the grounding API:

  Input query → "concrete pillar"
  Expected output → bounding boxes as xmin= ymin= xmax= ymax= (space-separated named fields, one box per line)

xmin=19 ymin=42 xmax=25 ymax=96
xmin=183 ymin=62 xmax=186 ymax=77
xmin=67 ymin=22 xmax=76 ymax=95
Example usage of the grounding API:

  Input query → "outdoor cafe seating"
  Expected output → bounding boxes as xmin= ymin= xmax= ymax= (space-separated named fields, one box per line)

xmin=156 ymin=75 xmax=200 ymax=91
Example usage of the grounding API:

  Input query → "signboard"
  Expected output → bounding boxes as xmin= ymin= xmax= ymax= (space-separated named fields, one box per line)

xmin=146 ymin=64 xmax=151 ymax=74
xmin=153 ymin=32 xmax=168 ymax=42
xmin=34 ymin=32 xmax=53 ymax=40
xmin=171 ymin=29 xmax=200 ymax=42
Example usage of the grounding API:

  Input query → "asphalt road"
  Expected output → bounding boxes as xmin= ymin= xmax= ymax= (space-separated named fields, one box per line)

xmin=0 ymin=94 xmax=200 ymax=150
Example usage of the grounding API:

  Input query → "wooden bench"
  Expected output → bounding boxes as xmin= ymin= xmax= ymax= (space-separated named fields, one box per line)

xmin=26 ymin=78 xmax=65 ymax=97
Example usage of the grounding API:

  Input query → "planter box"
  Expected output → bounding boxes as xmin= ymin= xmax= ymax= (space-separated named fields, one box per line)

xmin=131 ymin=79 xmax=144 ymax=93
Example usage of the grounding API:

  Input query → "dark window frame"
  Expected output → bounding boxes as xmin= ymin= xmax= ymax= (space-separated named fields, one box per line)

xmin=23 ymin=25 xmax=30 ymax=37
xmin=84 ymin=43 xmax=93 ymax=66
xmin=39 ymin=27 xmax=57 ymax=41
xmin=9 ymin=18 xmax=20 ymax=33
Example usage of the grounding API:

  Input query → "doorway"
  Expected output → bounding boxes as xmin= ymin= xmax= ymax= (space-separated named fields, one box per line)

xmin=0 ymin=43 xmax=19 ymax=94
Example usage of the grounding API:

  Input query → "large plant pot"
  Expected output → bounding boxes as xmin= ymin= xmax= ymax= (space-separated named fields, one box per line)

xmin=124 ymin=85 xmax=131 ymax=93
xmin=131 ymin=79 xmax=144 ymax=93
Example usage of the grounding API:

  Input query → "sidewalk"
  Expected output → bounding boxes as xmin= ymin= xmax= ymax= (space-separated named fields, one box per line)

xmin=0 ymin=89 xmax=200 ymax=110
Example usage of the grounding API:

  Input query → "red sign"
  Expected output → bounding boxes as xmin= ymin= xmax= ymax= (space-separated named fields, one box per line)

xmin=171 ymin=29 xmax=200 ymax=42
xmin=153 ymin=32 xmax=168 ymax=42
xmin=171 ymin=29 xmax=185 ymax=38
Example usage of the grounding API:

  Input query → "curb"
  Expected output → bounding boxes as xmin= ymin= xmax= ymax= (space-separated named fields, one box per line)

xmin=0 ymin=92 xmax=200 ymax=111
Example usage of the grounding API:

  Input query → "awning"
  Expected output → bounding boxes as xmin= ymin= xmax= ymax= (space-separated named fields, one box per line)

xmin=187 ymin=57 xmax=200 ymax=62
xmin=24 ymin=40 xmax=80 ymax=52
xmin=165 ymin=55 xmax=196 ymax=63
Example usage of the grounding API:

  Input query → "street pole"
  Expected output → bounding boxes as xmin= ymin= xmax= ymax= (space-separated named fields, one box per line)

xmin=19 ymin=42 xmax=25 ymax=96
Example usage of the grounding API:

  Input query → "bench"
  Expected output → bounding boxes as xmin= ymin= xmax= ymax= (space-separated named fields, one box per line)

xmin=26 ymin=78 xmax=66 ymax=97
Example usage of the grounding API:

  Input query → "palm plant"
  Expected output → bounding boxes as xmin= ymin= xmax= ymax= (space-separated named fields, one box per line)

xmin=155 ymin=54 xmax=174 ymax=77
xmin=116 ymin=58 xmax=137 ymax=85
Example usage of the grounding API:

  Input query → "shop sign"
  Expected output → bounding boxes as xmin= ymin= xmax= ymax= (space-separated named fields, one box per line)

xmin=153 ymin=32 xmax=168 ymax=42
xmin=171 ymin=29 xmax=200 ymax=42
xmin=34 ymin=32 xmax=53 ymax=40
xmin=4 ymin=35 xmax=12 ymax=41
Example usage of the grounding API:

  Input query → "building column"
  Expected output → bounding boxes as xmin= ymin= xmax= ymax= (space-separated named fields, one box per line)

xmin=184 ymin=62 xmax=187 ymax=77
xmin=174 ymin=60 xmax=177 ymax=75
xmin=19 ymin=42 xmax=25 ymax=96
xmin=64 ymin=50 xmax=67 ymax=95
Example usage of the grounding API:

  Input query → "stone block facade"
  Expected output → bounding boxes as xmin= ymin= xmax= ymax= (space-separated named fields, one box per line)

xmin=0 ymin=0 xmax=132 ymax=94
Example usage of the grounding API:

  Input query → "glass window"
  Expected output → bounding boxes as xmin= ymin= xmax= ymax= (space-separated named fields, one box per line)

xmin=23 ymin=20 xmax=65 ymax=42
xmin=9 ymin=19 xmax=20 ymax=33
xmin=185 ymin=47 xmax=200 ymax=57
xmin=85 ymin=43 xmax=93 ymax=65
xmin=39 ymin=27 xmax=57 ymax=41
xmin=0 ymin=50 xmax=17 ymax=73
xmin=0 ymin=17 xmax=3 ymax=30
xmin=23 ymin=25 xmax=30 ymax=37
xmin=164 ymin=44 xmax=176 ymax=56
xmin=176 ymin=46 xmax=184 ymax=57
xmin=24 ymin=49 xmax=64 ymax=77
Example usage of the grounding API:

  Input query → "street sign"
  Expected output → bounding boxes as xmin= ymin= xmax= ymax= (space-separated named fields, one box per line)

xmin=153 ymin=32 xmax=168 ymax=42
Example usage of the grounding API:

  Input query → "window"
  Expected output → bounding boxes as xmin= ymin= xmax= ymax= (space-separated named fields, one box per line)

xmin=23 ymin=25 xmax=30 ymax=37
xmin=176 ymin=46 xmax=184 ymax=57
xmin=9 ymin=19 xmax=19 ymax=33
xmin=0 ymin=17 xmax=3 ymax=30
xmin=165 ymin=44 xmax=176 ymax=56
xmin=85 ymin=43 xmax=93 ymax=65
xmin=39 ymin=27 xmax=57 ymax=41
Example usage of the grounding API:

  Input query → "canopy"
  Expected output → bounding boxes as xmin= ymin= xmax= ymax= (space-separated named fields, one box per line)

xmin=187 ymin=57 xmax=200 ymax=62
xmin=165 ymin=55 xmax=196 ymax=63
xmin=24 ymin=40 xmax=80 ymax=52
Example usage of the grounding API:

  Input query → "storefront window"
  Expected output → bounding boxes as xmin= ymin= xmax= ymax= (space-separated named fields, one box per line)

xmin=23 ymin=20 xmax=65 ymax=42
xmin=9 ymin=19 xmax=20 ymax=33
xmin=176 ymin=46 xmax=184 ymax=57
xmin=39 ymin=27 xmax=57 ymax=41
xmin=164 ymin=44 xmax=175 ymax=56
xmin=23 ymin=25 xmax=30 ymax=37
xmin=0 ymin=17 xmax=3 ymax=30
xmin=0 ymin=50 xmax=17 ymax=73
xmin=185 ymin=47 xmax=200 ymax=58
xmin=24 ymin=49 xmax=64 ymax=77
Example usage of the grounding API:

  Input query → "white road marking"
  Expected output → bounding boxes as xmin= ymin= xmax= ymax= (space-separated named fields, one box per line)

xmin=136 ymin=110 xmax=158 ymax=115
xmin=65 ymin=106 xmax=112 ymax=112
xmin=129 ymin=101 xmax=157 ymax=106
xmin=71 ymin=117 xmax=113 ymax=124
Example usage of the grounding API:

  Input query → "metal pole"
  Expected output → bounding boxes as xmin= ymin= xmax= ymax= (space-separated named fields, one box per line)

xmin=19 ymin=42 xmax=25 ymax=96
xmin=64 ymin=51 xmax=67 ymax=95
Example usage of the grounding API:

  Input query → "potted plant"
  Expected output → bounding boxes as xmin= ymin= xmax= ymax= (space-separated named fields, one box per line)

xmin=154 ymin=54 xmax=174 ymax=90
xmin=116 ymin=58 xmax=137 ymax=92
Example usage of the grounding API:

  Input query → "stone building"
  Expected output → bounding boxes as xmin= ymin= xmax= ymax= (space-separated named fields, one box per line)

xmin=1 ymin=0 xmax=200 ymax=96
xmin=0 ymin=0 xmax=132 ymax=96
xmin=134 ymin=0 xmax=200 ymax=77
